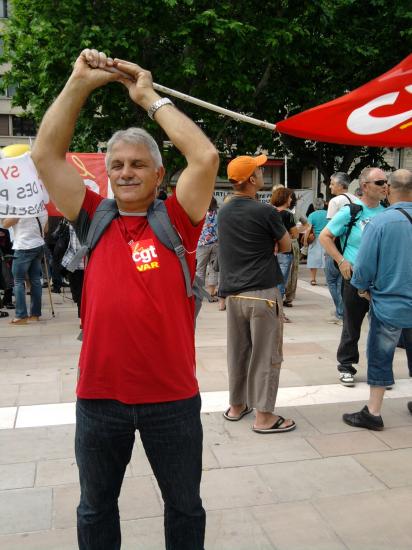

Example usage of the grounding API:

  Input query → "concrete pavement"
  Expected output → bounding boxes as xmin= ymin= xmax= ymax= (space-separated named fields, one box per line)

xmin=0 ymin=272 xmax=411 ymax=549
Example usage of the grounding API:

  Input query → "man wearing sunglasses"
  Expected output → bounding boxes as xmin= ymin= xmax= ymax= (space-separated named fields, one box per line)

xmin=343 ymin=169 xmax=412 ymax=429
xmin=319 ymin=167 xmax=387 ymax=386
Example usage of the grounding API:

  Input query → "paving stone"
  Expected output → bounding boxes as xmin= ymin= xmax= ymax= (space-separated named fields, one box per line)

xmin=0 ymin=425 xmax=75 ymax=464
xmin=0 ymin=384 xmax=19 ymax=406
xmin=0 ymin=487 xmax=52 ymax=535
xmin=17 ymin=381 xmax=60 ymax=406
xmin=374 ymin=425 xmax=412 ymax=449
xmin=36 ymin=458 xmax=79 ymax=487
xmin=257 ymin=456 xmax=385 ymax=502
xmin=121 ymin=516 xmax=165 ymax=549
xmin=252 ymin=501 xmax=346 ymax=549
xmin=307 ymin=430 xmax=390 ymax=457
xmin=354 ymin=448 xmax=412 ymax=488
xmin=0 ymin=462 xmax=35 ymax=490
xmin=201 ymin=466 xmax=275 ymax=510
xmin=211 ymin=434 xmax=320 ymax=468
xmin=297 ymin=401 xmax=372 ymax=434
xmin=313 ymin=488 xmax=412 ymax=550
xmin=206 ymin=507 xmax=274 ymax=549
xmin=0 ymin=527 xmax=77 ymax=549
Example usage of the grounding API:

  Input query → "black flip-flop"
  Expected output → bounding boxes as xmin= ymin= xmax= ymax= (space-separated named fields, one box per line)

xmin=223 ymin=406 xmax=253 ymax=421
xmin=253 ymin=416 xmax=296 ymax=433
xmin=0 ymin=311 xmax=9 ymax=318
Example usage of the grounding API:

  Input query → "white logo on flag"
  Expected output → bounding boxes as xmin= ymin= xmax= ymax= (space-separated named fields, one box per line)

xmin=347 ymin=85 xmax=412 ymax=135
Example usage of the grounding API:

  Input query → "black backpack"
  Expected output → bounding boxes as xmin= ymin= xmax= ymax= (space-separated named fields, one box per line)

xmin=67 ymin=198 xmax=206 ymax=319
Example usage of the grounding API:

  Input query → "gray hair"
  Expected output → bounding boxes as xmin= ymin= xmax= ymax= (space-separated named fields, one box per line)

xmin=105 ymin=127 xmax=163 ymax=170
xmin=388 ymin=169 xmax=412 ymax=193
xmin=313 ymin=197 xmax=325 ymax=210
xmin=331 ymin=172 xmax=350 ymax=189
xmin=358 ymin=167 xmax=380 ymax=185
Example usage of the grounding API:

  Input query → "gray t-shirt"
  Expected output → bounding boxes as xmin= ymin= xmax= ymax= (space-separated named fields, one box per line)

xmin=218 ymin=196 xmax=286 ymax=297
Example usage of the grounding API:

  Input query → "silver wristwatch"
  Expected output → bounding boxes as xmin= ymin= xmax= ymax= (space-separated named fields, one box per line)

xmin=147 ymin=98 xmax=174 ymax=120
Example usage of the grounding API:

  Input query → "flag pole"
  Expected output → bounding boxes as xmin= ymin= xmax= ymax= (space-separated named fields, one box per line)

xmin=152 ymin=83 xmax=276 ymax=131
xmin=102 ymin=66 xmax=276 ymax=131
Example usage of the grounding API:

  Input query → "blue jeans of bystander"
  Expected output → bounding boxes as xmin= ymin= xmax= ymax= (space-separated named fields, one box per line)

xmin=75 ymin=393 xmax=205 ymax=550
xmin=11 ymin=246 xmax=43 ymax=319
xmin=324 ymin=254 xmax=343 ymax=319
xmin=277 ymin=253 xmax=293 ymax=298
xmin=367 ymin=307 xmax=412 ymax=386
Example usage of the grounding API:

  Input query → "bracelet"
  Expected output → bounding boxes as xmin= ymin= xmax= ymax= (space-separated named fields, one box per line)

xmin=338 ymin=258 xmax=345 ymax=267
xmin=147 ymin=97 xmax=174 ymax=120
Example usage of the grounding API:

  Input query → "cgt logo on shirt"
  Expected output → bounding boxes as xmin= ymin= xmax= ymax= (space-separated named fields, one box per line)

xmin=129 ymin=238 xmax=160 ymax=272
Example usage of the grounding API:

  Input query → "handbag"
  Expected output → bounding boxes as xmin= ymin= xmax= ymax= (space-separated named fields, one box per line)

xmin=307 ymin=227 xmax=315 ymax=244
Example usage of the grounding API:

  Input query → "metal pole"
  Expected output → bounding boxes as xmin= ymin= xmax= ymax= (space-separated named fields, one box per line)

xmin=284 ymin=154 xmax=288 ymax=187
xmin=103 ymin=66 xmax=276 ymax=131
xmin=42 ymin=249 xmax=55 ymax=318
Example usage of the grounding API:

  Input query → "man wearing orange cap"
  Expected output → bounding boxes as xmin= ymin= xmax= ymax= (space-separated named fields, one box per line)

xmin=218 ymin=155 xmax=296 ymax=433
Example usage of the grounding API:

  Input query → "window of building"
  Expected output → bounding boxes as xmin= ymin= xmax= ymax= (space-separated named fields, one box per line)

xmin=12 ymin=115 xmax=36 ymax=136
xmin=0 ymin=114 xmax=10 ymax=135
xmin=0 ymin=1 xmax=9 ymax=18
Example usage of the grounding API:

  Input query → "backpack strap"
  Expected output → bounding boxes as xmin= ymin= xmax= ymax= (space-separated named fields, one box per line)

xmin=340 ymin=203 xmax=363 ymax=255
xmin=342 ymin=193 xmax=354 ymax=204
xmin=395 ymin=207 xmax=412 ymax=224
xmin=147 ymin=199 xmax=193 ymax=298
xmin=67 ymin=198 xmax=118 ymax=272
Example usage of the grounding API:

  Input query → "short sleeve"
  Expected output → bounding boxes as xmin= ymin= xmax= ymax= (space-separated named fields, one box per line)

xmin=326 ymin=205 xmax=351 ymax=237
xmin=268 ymin=207 xmax=288 ymax=242
xmin=165 ymin=193 xmax=203 ymax=254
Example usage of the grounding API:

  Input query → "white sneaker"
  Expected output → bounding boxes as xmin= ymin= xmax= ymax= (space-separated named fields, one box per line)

xmin=339 ymin=372 xmax=355 ymax=387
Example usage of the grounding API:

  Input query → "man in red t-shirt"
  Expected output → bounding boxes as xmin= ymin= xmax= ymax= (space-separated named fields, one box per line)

xmin=32 ymin=49 xmax=219 ymax=550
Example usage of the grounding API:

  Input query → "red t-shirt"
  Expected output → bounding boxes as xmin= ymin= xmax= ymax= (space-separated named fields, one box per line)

xmin=76 ymin=189 xmax=202 ymax=404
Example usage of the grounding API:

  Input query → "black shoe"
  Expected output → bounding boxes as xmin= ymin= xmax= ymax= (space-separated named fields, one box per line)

xmin=51 ymin=287 xmax=61 ymax=294
xmin=408 ymin=402 xmax=412 ymax=415
xmin=4 ymin=303 xmax=15 ymax=309
xmin=343 ymin=405 xmax=384 ymax=431
xmin=283 ymin=301 xmax=293 ymax=307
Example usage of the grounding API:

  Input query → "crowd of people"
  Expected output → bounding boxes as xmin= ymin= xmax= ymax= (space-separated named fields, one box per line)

xmin=0 ymin=48 xmax=411 ymax=550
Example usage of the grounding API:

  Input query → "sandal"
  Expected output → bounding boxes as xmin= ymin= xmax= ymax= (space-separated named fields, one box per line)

xmin=253 ymin=416 xmax=296 ymax=434
xmin=208 ymin=295 xmax=218 ymax=303
xmin=223 ymin=406 xmax=253 ymax=422
xmin=9 ymin=317 xmax=28 ymax=325
xmin=310 ymin=280 xmax=317 ymax=286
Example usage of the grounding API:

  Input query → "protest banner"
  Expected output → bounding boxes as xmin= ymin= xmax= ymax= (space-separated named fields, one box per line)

xmin=0 ymin=152 xmax=49 ymax=218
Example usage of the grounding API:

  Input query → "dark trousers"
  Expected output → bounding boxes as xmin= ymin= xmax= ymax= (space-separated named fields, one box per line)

xmin=75 ymin=394 xmax=205 ymax=550
xmin=337 ymin=279 xmax=370 ymax=374
xmin=68 ymin=270 xmax=84 ymax=317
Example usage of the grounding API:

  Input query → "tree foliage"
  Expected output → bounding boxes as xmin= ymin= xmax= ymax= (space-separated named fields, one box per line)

xmin=1 ymin=0 xmax=411 ymax=183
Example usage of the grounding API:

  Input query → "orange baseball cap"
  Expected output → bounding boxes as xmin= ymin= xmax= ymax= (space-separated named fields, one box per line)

xmin=227 ymin=154 xmax=267 ymax=183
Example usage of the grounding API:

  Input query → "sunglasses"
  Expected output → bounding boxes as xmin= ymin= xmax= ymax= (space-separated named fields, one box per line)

xmin=365 ymin=179 xmax=388 ymax=186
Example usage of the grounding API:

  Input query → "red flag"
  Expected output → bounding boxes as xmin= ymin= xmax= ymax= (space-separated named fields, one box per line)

xmin=46 ymin=152 xmax=108 ymax=216
xmin=276 ymin=54 xmax=412 ymax=147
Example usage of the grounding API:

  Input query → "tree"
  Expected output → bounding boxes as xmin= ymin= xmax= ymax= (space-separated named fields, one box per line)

xmin=1 ymin=0 xmax=411 ymax=183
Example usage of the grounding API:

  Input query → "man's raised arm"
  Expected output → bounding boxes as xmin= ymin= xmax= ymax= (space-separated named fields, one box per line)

xmin=113 ymin=59 xmax=219 ymax=224
xmin=31 ymin=50 xmax=121 ymax=221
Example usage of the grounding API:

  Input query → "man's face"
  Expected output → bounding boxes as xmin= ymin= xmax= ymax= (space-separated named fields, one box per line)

xmin=362 ymin=168 xmax=388 ymax=203
xmin=329 ymin=177 xmax=342 ymax=196
xmin=108 ymin=141 xmax=164 ymax=211
xmin=252 ymin=166 xmax=265 ymax=191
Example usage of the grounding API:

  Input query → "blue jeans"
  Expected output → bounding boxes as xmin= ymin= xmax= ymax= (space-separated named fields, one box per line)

xmin=324 ymin=254 xmax=343 ymax=319
xmin=11 ymin=246 xmax=43 ymax=318
xmin=367 ymin=308 xmax=412 ymax=386
xmin=75 ymin=394 xmax=205 ymax=550
xmin=277 ymin=253 xmax=293 ymax=297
